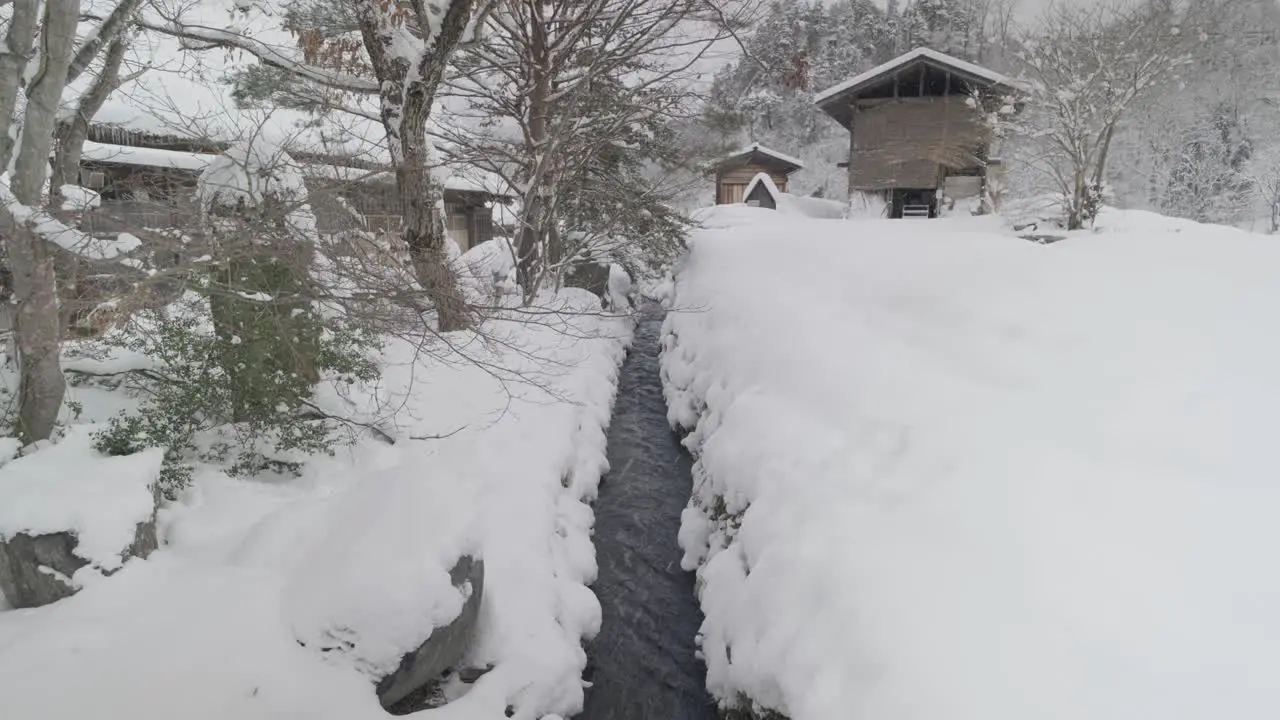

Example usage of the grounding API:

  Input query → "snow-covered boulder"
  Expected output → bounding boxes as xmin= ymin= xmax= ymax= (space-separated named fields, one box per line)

xmin=376 ymin=555 xmax=484 ymax=709
xmin=241 ymin=456 xmax=487 ymax=710
xmin=0 ymin=429 xmax=163 ymax=608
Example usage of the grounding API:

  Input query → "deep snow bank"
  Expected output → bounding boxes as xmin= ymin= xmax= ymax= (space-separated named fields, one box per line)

xmin=0 ymin=289 xmax=631 ymax=720
xmin=661 ymin=206 xmax=1280 ymax=720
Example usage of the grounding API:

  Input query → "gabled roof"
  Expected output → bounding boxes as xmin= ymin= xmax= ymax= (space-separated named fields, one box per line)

xmin=815 ymin=48 xmax=1020 ymax=106
xmin=714 ymin=143 xmax=804 ymax=173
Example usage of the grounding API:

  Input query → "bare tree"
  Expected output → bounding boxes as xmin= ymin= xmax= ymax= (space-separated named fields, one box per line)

xmin=444 ymin=0 xmax=751 ymax=301
xmin=1012 ymin=0 xmax=1191 ymax=229
xmin=141 ymin=0 xmax=498 ymax=331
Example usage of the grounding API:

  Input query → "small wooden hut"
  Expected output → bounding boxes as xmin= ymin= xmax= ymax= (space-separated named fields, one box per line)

xmin=712 ymin=143 xmax=803 ymax=205
xmin=815 ymin=48 xmax=1021 ymax=218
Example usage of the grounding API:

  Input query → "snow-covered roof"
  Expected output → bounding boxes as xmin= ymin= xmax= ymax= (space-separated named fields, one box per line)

xmin=80 ymin=141 xmax=220 ymax=171
xmin=302 ymin=161 xmax=511 ymax=197
xmin=81 ymin=2 xmax=386 ymax=164
xmin=716 ymin=143 xmax=804 ymax=172
xmin=814 ymin=48 xmax=1021 ymax=106
xmin=81 ymin=138 xmax=509 ymax=198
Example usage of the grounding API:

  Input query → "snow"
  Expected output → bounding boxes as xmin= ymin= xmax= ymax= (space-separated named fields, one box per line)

xmin=814 ymin=47 xmax=1023 ymax=105
xmin=199 ymin=137 xmax=308 ymax=209
xmin=661 ymin=205 xmax=1280 ymax=720
xmin=0 ymin=427 xmax=162 ymax=573
xmin=0 ymin=290 xmax=631 ymax=720
xmin=79 ymin=141 xmax=219 ymax=171
xmin=57 ymin=184 xmax=100 ymax=213
xmin=303 ymin=161 xmax=512 ymax=198
xmin=457 ymin=237 xmax=519 ymax=297
xmin=717 ymin=142 xmax=804 ymax=170
xmin=0 ymin=176 xmax=138 ymax=261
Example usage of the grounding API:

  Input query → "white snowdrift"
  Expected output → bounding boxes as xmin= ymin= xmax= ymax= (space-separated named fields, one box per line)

xmin=662 ymin=206 xmax=1280 ymax=720
xmin=0 ymin=289 xmax=631 ymax=720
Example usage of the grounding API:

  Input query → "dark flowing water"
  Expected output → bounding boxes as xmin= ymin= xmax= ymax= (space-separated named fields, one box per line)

xmin=580 ymin=302 xmax=718 ymax=720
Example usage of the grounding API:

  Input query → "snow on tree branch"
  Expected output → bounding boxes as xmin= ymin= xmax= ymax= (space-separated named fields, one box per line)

xmin=0 ymin=176 xmax=137 ymax=261
xmin=136 ymin=16 xmax=381 ymax=94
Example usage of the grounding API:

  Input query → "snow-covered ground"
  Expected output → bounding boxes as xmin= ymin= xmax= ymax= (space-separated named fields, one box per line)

xmin=662 ymin=204 xmax=1280 ymax=719
xmin=0 ymin=284 xmax=630 ymax=720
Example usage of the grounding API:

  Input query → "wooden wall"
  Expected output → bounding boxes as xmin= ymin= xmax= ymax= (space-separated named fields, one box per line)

xmin=847 ymin=96 xmax=988 ymax=191
xmin=716 ymin=165 xmax=790 ymax=204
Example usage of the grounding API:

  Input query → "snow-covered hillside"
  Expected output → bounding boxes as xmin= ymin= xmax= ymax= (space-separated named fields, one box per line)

xmin=662 ymin=206 xmax=1280 ymax=720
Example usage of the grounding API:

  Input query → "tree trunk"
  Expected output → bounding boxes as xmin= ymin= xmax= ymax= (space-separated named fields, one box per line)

xmin=51 ymin=36 xmax=130 ymax=203
xmin=357 ymin=0 xmax=474 ymax=332
xmin=6 ymin=0 xmax=84 ymax=442
xmin=516 ymin=2 xmax=553 ymax=300
xmin=0 ymin=0 xmax=38 ymax=173
xmin=1091 ymin=122 xmax=1117 ymax=189
xmin=1068 ymin=167 xmax=1086 ymax=231
xmin=8 ymin=225 xmax=64 ymax=443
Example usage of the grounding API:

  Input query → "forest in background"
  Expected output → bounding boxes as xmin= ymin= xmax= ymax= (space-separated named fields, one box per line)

xmin=687 ymin=0 xmax=1280 ymax=230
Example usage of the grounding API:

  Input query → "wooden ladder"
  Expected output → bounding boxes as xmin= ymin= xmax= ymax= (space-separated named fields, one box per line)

xmin=901 ymin=204 xmax=931 ymax=219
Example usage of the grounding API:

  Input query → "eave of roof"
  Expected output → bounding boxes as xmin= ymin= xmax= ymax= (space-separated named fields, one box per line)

xmin=813 ymin=49 xmax=1027 ymax=130
xmin=715 ymin=142 xmax=804 ymax=172
xmin=815 ymin=48 xmax=1021 ymax=106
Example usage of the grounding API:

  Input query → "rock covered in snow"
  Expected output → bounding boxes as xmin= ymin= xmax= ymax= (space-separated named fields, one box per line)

xmin=376 ymin=555 xmax=484 ymax=709
xmin=0 ymin=429 xmax=163 ymax=608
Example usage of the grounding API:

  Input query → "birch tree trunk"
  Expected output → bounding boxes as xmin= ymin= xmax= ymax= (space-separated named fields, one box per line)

xmin=0 ymin=0 xmax=39 ymax=172
xmin=7 ymin=0 xmax=83 ymax=442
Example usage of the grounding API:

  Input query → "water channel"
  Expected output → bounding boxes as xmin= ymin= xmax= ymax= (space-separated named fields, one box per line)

xmin=580 ymin=302 xmax=718 ymax=720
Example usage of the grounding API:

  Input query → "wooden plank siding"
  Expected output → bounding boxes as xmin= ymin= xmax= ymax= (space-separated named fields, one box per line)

xmin=848 ymin=96 xmax=988 ymax=191
xmin=716 ymin=165 xmax=790 ymax=205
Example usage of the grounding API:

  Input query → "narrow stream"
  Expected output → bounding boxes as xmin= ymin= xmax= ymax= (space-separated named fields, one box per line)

xmin=580 ymin=302 xmax=717 ymax=720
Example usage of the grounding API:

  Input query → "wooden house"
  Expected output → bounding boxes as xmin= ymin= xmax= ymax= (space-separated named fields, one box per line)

xmin=815 ymin=48 xmax=1021 ymax=218
xmin=78 ymin=125 xmax=509 ymax=252
xmin=712 ymin=143 xmax=803 ymax=205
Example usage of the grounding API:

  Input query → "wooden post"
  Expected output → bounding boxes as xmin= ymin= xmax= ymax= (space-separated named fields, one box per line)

xmin=918 ymin=63 xmax=925 ymax=96
xmin=847 ymin=101 xmax=859 ymax=202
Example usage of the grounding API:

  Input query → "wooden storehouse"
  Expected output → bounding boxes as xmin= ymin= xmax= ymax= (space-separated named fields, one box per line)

xmin=712 ymin=143 xmax=803 ymax=205
xmin=78 ymin=125 xmax=508 ymax=251
xmin=815 ymin=48 xmax=1020 ymax=218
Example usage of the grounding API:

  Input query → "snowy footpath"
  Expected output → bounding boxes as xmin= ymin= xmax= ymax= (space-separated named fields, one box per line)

xmin=0 ymin=289 xmax=630 ymax=720
xmin=661 ymin=205 xmax=1280 ymax=720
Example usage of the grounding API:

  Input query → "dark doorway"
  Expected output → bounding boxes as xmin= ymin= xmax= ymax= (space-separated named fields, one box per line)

xmin=890 ymin=188 xmax=937 ymax=219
